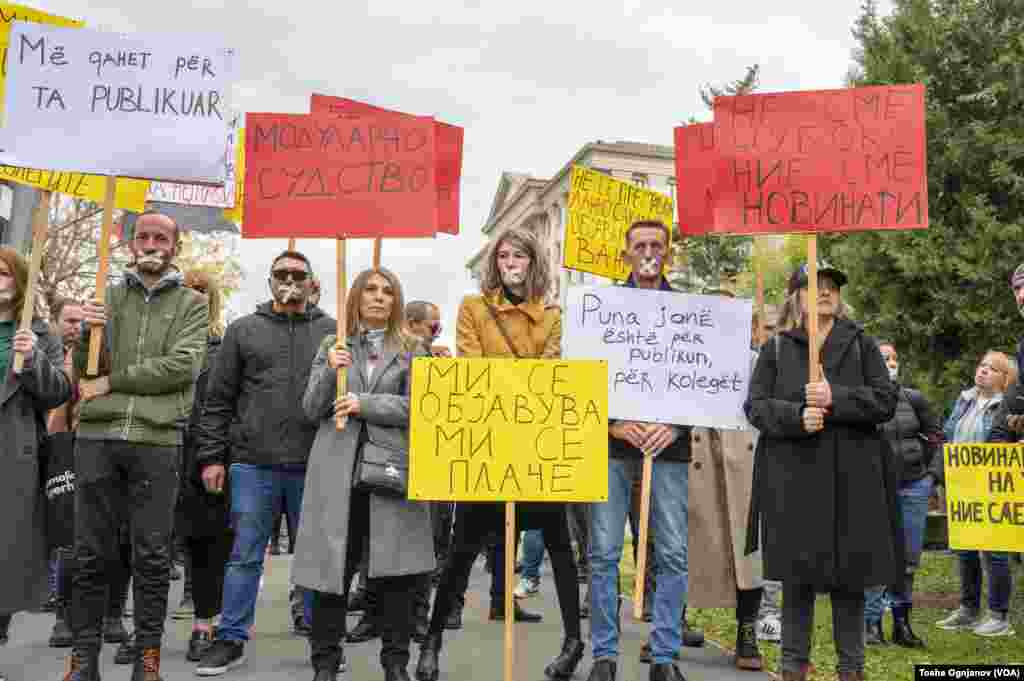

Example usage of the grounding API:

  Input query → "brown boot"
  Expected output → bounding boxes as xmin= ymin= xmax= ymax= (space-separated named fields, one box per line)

xmin=131 ymin=648 xmax=162 ymax=681
xmin=62 ymin=649 xmax=101 ymax=681
xmin=734 ymin=620 xmax=763 ymax=671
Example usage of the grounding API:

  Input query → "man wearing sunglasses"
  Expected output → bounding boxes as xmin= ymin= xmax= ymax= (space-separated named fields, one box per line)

xmin=194 ymin=251 xmax=335 ymax=677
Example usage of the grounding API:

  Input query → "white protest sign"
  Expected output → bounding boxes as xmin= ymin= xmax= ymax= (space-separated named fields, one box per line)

xmin=564 ymin=286 xmax=753 ymax=429
xmin=2 ymin=23 xmax=236 ymax=183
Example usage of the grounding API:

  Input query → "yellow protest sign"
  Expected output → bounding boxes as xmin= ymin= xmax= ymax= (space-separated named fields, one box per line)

xmin=564 ymin=165 xmax=674 ymax=281
xmin=409 ymin=358 xmax=609 ymax=502
xmin=944 ymin=443 xmax=1024 ymax=552
xmin=222 ymin=126 xmax=244 ymax=225
xmin=0 ymin=3 xmax=84 ymax=118
xmin=0 ymin=165 xmax=148 ymax=211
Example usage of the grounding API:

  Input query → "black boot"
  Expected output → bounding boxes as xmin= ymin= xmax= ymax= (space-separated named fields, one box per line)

xmin=891 ymin=606 xmax=925 ymax=648
xmin=865 ymin=620 xmax=886 ymax=645
xmin=586 ymin=659 xmax=617 ymax=681
xmin=444 ymin=596 xmax=464 ymax=630
xmin=734 ymin=620 xmax=763 ymax=670
xmin=544 ymin=638 xmax=584 ymax=680
xmin=681 ymin=607 xmax=704 ymax=647
xmin=415 ymin=633 xmax=441 ymax=681
xmin=346 ymin=613 xmax=380 ymax=643
xmin=49 ymin=604 xmax=73 ymax=648
xmin=385 ymin=663 xmax=412 ymax=681
xmin=489 ymin=600 xmax=543 ymax=622
xmin=649 ymin=662 xmax=686 ymax=681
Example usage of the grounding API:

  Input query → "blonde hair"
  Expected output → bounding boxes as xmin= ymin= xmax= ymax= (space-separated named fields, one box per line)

xmin=183 ymin=268 xmax=225 ymax=338
xmin=981 ymin=350 xmax=1017 ymax=393
xmin=479 ymin=227 xmax=551 ymax=303
xmin=345 ymin=268 xmax=417 ymax=352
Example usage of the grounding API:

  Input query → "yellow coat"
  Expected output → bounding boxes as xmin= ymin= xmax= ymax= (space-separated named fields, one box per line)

xmin=456 ymin=290 xmax=561 ymax=359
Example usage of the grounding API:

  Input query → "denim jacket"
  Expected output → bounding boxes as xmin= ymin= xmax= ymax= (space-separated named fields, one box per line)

xmin=943 ymin=387 xmax=1004 ymax=444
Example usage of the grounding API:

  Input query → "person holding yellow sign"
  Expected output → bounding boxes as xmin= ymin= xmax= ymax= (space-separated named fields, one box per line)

xmin=416 ymin=228 xmax=584 ymax=681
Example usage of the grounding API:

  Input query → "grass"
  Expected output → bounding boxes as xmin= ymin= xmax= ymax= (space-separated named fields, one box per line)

xmin=619 ymin=544 xmax=1024 ymax=680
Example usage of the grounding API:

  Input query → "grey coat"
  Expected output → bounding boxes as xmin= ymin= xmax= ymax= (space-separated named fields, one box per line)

xmin=292 ymin=336 xmax=435 ymax=595
xmin=1 ymin=320 xmax=71 ymax=614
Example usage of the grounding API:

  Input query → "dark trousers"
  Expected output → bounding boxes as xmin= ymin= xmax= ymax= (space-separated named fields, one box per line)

xmin=61 ymin=532 xmax=131 ymax=624
xmin=431 ymin=501 xmax=454 ymax=564
xmin=428 ymin=502 xmax=581 ymax=642
xmin=311 ymin=490 xmax=428 ymax=671
xmin=71 ymin=440 xmax=179 ymax=652
xmin=185 ymin=533 xmax=234 ymax=620
xmin=782 ymin=583 xmax=865 ymax=675
xmin=567 ymin=503 xmax=590 ymax=573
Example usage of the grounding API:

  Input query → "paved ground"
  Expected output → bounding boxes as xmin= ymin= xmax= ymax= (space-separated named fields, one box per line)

xmin=2 ymin=555 xmax=769 ymax=681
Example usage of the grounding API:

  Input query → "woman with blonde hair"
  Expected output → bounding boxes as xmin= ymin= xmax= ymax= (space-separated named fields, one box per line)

xmin=293 ymin=267 xmax=434 ymax=681
xmin=416 ymin=227 xmax=583 ymax=681
xmin=934 ymin=350 xmax=1017 ymax=638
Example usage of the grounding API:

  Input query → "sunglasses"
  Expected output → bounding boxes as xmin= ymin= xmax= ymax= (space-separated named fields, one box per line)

xmin=271 ymin=269 xmax=309 ymax=283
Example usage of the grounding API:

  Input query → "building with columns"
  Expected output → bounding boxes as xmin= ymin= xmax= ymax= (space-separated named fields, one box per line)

xmin=467 ymin=140 xmax=677 ymax=307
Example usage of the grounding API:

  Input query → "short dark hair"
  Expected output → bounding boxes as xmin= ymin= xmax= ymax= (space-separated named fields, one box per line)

xmin=406 ymin=300 xmax=437 ymax=322
xmin=270 ymin=251 xmax=313 ymax=274
xmin=624 ymin=220 xmax=670 ymax=247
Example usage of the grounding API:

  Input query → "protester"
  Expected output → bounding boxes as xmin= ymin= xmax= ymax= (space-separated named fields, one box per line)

xmin=864 ymin=340 xmax=943 ymax=648
xmin=194 ymin=251 xmax=334 ymax=676
xmin=0 ymin=247 xmax=72 ymax=681
xmin=63 ymin=213 xmax=208 ymax=681
xmin=744 ymin=262 xmax=900 ymax=681
xmin=417 ymin=227 xmax=582 ymax=681
xmin=687 ymin=298 xmax=765 ymax=672
xmin=290 ymin=267 xmax=432 ymax=681
xmin=934 ymin=350 xmax=1017 ymax=637
xmin=584 ymin=220 xmax=692 ymax=681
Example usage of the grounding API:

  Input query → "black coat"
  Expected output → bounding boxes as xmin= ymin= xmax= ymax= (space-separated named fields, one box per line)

xmin=881 ymin=386 xmax=943 ymax=484
xmin=744 ymin=319 xmax=903 ymax=590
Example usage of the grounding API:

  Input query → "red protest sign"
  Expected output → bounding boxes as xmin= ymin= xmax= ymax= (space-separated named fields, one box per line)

xmin=242 ymin=113 xmax=438 ymax=239
xmin=674 ymin=122 xmax=718 ymax=236
xmin=310 ymin=94 xmax=462 ymax=235
xmin=708 ymin=83 xmax=928 ymax=235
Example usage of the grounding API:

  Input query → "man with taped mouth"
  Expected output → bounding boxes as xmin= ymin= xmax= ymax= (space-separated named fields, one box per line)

xmin=64 ymin=212 xmax=208 ymax=681
xmin=193 ymin=251 xmax=335 ymax=677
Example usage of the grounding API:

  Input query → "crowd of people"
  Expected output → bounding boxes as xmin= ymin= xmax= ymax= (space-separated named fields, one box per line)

xmin=0 ymin=212 xmax=1019 ymax=681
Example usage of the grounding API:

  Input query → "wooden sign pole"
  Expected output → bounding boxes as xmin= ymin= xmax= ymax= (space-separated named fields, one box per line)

xmin=288 ymin=238 xmax=297 ymax=251
xmin=632 ymin=452 xmax=654 ymax=620
xmin=11 ymin=190 xmax=51 ymax=373
xmin=504 ymin=501 xmax=516 ymax=681
xmin=372 ymin=237 xmax=382 ymax=270
xmin=807 ymin=236 xmax=820 ymax=382
xmin=86 ymin=178 xmax=118 ymax=377
xmin=754 ymin=238 xmax=766 ymax=346
xmin=335 ymin=237 xmax=348 ymax=431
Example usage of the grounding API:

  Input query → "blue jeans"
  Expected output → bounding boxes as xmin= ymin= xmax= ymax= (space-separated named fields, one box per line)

xmin=589 ymin=457 xmax=688 ymax=664
xmin=864 ymin=476 xmax=932 ymax=622
xmin=520 ymin=530 xmax=545 ymax=581
xmin=218 ymin=464 xmax=309 ymax=642
xmin=960 ymin=551 xmax=1013 ymax=614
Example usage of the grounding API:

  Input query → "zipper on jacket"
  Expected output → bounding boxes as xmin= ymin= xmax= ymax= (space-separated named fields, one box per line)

xmin=122 ymin=296 xmax=151 ymax=440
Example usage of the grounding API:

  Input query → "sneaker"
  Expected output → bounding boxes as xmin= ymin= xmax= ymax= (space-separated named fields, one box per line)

xmin=187 ymin=629 xmax=214 ymax=662
xmin=173 ymin=595 xmax=195 ymax=620
xmin=339 ymin=649 xmax=348 ymax=673
xmin=513 ymin=576 xmax=540 ymax=599
xmin=973 ymin=612 xmax=1015 ymax=637
xmin=756 ymin=615 xmax=781 ymax=643
xmin=196 ymin=640 xmax=245 ymax=676
xmin=935 ymin=606 xmax=980 ymax=631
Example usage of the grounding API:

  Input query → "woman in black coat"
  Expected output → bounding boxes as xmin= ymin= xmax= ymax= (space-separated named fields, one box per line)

xmin=744 ymin=263 xmax=900 ymax=681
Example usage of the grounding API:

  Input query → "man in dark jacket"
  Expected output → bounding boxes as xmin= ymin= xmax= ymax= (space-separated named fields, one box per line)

xmin=585 ymin=220 xmax=692 ymax=681
xmin=68 ymin=213 xmax=209 ymax=681
xmin=194 ymin=251 xmax=335 ymax=676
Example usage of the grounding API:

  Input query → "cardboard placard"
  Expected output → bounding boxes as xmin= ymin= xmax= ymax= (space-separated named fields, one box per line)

xmin=2 ymin=23 xmax=236 ymax=183
xmin=409 ymin=358 xmax=609 ymax=502
xmin=944 ymin=443 xmax=1024 ymax=553
xmin=0 ymin=165 xmax=147 ymax=211
xmin=241 ymin=113 xmax=438 ymax=239
xmin=674 ymin=122 xmax=717 ymax=236
xmin=310 ymin=94 xmax=462 ymax=235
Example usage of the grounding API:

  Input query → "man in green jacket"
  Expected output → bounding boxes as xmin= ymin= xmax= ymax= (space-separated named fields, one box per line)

xmin=66 ymin=212 xmax=208 ymax=681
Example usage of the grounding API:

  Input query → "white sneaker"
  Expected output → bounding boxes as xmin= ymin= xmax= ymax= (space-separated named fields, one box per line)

xmin=935 ymin=606 xmax=980 ymax=631
xmin=756 ymin=615 xmax=781 ymax=643
xmin=973 ymin=612 xmax=1015 ymax=637
xmin=513 ymin=576 xmax=540 ymax=599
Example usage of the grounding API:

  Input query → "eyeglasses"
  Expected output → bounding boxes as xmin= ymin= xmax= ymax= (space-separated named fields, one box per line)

xmin=271 ymin=269 xmax=309 ymax=283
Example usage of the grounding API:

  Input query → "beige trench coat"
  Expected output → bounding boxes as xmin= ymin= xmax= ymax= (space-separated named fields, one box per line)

xmin=687 ymin=426 xmax=764 ymax=609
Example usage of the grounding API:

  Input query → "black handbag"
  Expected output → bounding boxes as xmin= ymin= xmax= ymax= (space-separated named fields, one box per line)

xmin=353 ymin=430 xmax=409 ymax=498
xmin=42 ymin=432 xmax=76 ymax=550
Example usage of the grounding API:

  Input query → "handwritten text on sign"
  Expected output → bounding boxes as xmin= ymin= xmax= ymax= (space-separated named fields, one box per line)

xmin=711 ymin=84 xmax=928 ymax=234
xmin=944 ymin=444 xmax=1024 ymax=553
xmin=564 ymin=286 xmax=753 ymax=429
xmin=2 ymin=24 xmax=236 ymax=182
xmin=674 ymin=122 xmax=717 ymax=236
xmin=409 ymin=358 xmax=609 ymax=502
xmin=564 ymin=165 xmax=673 ymax=281
xmin=0 ymin=3 xmax=83 ymax=119
xmin=0 ymin=165 xmax=148 ymax=211
xmin=242 ymin=113 xmax=438 ymax=239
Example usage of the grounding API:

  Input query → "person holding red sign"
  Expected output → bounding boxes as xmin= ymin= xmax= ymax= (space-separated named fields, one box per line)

xmin=743 ymin=263 xmax=901 ymax=681
xmin=416 ymin=228 xmax=583 ymax=681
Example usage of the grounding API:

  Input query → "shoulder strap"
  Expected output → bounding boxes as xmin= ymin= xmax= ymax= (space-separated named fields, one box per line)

xmin=484 ymin=301 xmax=524 ymax=359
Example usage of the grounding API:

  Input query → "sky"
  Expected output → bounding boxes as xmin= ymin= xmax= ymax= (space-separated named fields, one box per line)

xmin=44 ymin=0 xmax=892 ymax=349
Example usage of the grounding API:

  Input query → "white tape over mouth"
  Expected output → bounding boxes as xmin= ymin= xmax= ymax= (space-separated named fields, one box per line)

xmin=137 ymin=255 xmax=165 ymax=267
xmin=637 ymin=258 xmax=661 ymax=277
xmin=278 ymin=283 xmax=303 ymax=302
xmin=501 ymin=270 xmax=526 ymax=285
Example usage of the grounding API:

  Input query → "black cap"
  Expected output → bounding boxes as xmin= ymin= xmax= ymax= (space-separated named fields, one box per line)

xmin=787 ymin=261 xmax=848 ymax=295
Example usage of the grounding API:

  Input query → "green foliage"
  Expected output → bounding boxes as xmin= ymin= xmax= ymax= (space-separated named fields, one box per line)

xmin=820 ymin=0 xmax=1024 ymax=412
